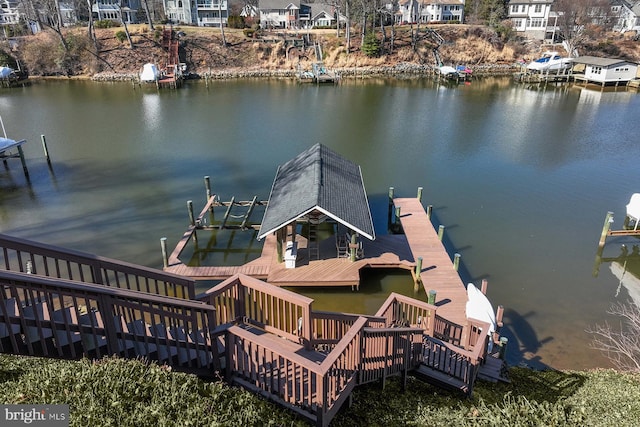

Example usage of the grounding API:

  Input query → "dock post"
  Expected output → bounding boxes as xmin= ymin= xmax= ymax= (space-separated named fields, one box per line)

xmin=204 ymin=176 xmax=211 ymax=200
xmin=16 ymin=144 xmax=28 ymax=179
xmin=388 ymin=187 xmax=394 ymax=230
xmin=414 ymin=257 xmax=423 ymax=291
xmin=598 ymin=211 xmax=614 ymax=248
xmin=438 ymin=225 xmax=445 ymax=241
xmin=426 ymin=205 xmax=433 ymax=220
xmin=417 ymin=187 xmax=423 ymax=203
xmin=350 ymin=233 xmax=357 ymax=262
xmin=481 ymin=279 xmax=488 ymax=294
xmin=453 ymin=253 xmax=460 ymax=271
xmin=160 ymin=237 xmax=169 ymax=269
xmin=428 ymin=289 xmax=437 ymax=305
xmin=395 ymin=206 xmax=401 ymax=224
xmin=187 ymin=200 xmax=197 ymax=227
xmin=498 ymin=337 xmax=508 ymax=360
xmin=41 ymin=135 xmax=51 ymax=166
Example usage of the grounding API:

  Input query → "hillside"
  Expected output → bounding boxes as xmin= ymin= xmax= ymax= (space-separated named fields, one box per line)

xmin=3 ymin=24 xmax=640 ymax=79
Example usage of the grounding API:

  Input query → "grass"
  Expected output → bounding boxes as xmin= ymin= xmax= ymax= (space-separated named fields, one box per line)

xmin=1 ymin=354 xmax=639 ymax=426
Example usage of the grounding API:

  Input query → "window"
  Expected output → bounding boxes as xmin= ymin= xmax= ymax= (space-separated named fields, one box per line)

xmin=511 ymin=5 xmax=517 ymax=13
xmin=592 ymin=66 xmax=602 ymax=74
xmin=530 ymin=18 xmax=544 ymax=28
xmin=512 ymin=18 xmax=523 ymax=28
xmin=535 ymin=5 xmax=542 ymax=13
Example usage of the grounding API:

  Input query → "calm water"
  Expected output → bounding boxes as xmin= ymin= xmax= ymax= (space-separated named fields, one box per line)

xmin=1 ymin=78 xmax=640 ymax=370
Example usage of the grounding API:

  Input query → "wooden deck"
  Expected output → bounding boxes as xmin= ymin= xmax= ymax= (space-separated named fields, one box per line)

xmin=393 ymin=198 xmax=468 ymax=327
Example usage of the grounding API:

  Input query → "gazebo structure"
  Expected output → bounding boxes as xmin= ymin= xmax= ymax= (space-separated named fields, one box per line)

xmin=258 ymin=143 xmax=375 ymax=266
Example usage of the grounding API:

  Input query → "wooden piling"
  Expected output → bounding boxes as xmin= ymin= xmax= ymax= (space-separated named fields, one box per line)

xmin=187 ymin=200 xmax=195 ymax=226
xmin=481 ymin=279 xmax=488 ymax=295
xmin=417 ymin=187 xmax=423 ymax=203
xmin=598 ymin=211 xmax=614 ymax=248
xmin=41 ymin=135 xmax=51 ymax=165
xmin=16 ymin=145 xmax=28 ymax=179
xmin=438 ymin=225 xmax=445 ymax=241
xmin=241 ymin=196 xmax=258 ymax=229
xmin=219 ymin=196 xmax=235 ymax=229
xmin=388 ymin=187 xmax=394 ymax=230
xmin=453 ymin=253 xmax=460 ymax=271
xmin=160 ymin=237 xmax=169 ymax=268
xmin=426 ymin=205 xmax=432 ymax=220
xmin=498 ymin=337 xmax=508 ymax=360
xmin=204 ymin=176 xmax=212 ymax=200
xmin=428 ymin=289 xmax=436 ymax=305
xmin=415 ymin=256 xmax=423 ymax=279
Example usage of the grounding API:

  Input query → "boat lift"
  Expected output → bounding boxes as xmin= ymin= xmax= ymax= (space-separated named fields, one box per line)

xmin=0 ymin=115 xmax=28 ymax=178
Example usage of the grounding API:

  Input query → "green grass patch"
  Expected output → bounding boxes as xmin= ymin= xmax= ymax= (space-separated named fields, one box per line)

xmin=1 ymin=355 xmax=639 ymax=426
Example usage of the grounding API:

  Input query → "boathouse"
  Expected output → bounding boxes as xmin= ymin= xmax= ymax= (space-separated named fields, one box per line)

xmin=572 ymin=56 xmax=639 ymax=86
xmin=258 ymin=143 xmax=375 ymax=264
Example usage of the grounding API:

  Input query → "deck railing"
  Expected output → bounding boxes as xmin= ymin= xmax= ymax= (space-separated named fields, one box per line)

xmin=0 ymin=234 xmax=195 ymax=299
xmin=310 ymin=310 xmax=386 ymax=351
xmin=375 ymin=292 xmax=438 ymax=335
xmin=0 ymin=270 xmax=219 ymax=372
xmin=199 ymin=274 xmax=313 ymax=346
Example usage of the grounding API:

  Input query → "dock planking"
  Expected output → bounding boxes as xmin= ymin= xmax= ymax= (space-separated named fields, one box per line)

xmin=393 ymin=197 xmax=468 ymax=327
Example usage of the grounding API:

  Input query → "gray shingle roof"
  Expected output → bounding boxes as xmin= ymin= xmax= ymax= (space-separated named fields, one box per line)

xmin=571 ymin=56 xmax=637 ymax=67
xmin=258 ymin=143 xmax=375 ymax=241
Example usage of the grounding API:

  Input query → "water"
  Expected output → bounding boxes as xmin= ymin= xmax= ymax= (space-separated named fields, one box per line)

xmin=1 ymin=78 xmax=640 ymax=370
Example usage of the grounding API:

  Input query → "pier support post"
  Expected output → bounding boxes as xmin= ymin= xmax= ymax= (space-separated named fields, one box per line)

xmin=204 ymin=176 xmax=211 ymax=201
xmin=414 ymin=257 xmax=423 ymax=291
xmin=187 ymin=200 xmax=195 ymax=226
xmin=41 ymin=135 xmax=51 ymax=166
xmin=160 ymin=237 xmax=168 ymax=269
xmin=428 ymin=289 xmax=437 ymax=305
xmin=17 ymin=145 xmax=28 ymax=179
xmin=438 ymin=225 xmax=445 ymax=241
xmin=481 ymin=279 xmax=488 ymax=295
xmin=453 ymin=253 xmax=460 ymax=271
xmin=498 ymin=337 xmax=508 ymax=360
xmin=349 ymin=233 xmax=357 ymax=262
xmin=598 ymin=211 xmax=614 ymax=248
xmin=426 ymin=205 xmax=432 ymax=220
xmin=388 ymin=187 xmax=394 ymax=230
xmin=417 ymin=187 xmax=423 ymax=203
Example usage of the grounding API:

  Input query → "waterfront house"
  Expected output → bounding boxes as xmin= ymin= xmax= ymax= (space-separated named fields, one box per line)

xmin=258 ymin=0 xmax=311 ymax=29
xmin=394 ymin=0 xmax=464 ymax=24
xmin=309 ymin=2 xmax=346 ymax=28
xmin=93 ymin=0 xmax=141 ymax=24
xmin=572 ymin=56 xmax=638 ymax=85
xmin=163 ymin=0 xmax=228 ymax=26
xmin=614 ymin=0 xmax=640 ymax=33
xmin=507 ymin=0 xmax=554 ymax=40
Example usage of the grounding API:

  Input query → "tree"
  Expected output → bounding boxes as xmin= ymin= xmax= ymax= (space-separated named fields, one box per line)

xmin=141 ymin=0 xmax=155 ymax=30
xmin=464 ymin=0 xmax=507 ymax=26
xmin=361 ymin=31 xmax=380 ymax=57
xmin=588 ymin=300 xmax=640 ymax=372
xmin=553 ymin=0 xmax=614 ymax=56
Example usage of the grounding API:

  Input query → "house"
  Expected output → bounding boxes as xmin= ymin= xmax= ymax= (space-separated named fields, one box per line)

xmin=258 ymin=0 xmax=311 ymax=29
xmin=614 ymin=0 xmax=640 ymax=33
xmin=572 ymin=56 xmax=638 ymax=85
xmin=507 ymin=0 xmax=554 ymax=40
xmin=162 ymin=0 xmax=228 ymax=26
xmin=394 ymin=0 xmax=465 ymax=24
xmin=93 ymin=0 xmax=141 ymax=24
xmin=309 ymin=2 xmax=346 ymax=28
xmin=0 ymin=0 xmax=21 ymax=27
xmin=418 ymin=0 xmax=464 ymax=23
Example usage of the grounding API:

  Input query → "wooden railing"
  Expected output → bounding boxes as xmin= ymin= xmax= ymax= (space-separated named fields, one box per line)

xmin=199 ymin=274 xmax=313 ymax=347
xmin=0 ymin=234 xmax=195 ymax=299
xmin=310 ymin=310 xmax=386 ymax=351
xmin=225 ymin=316 xmax=367 ymax=427
xmin=375 ymin=292 xmax=438 ymax=335
xmin=0 ymin=270 xmax=219 ymax=372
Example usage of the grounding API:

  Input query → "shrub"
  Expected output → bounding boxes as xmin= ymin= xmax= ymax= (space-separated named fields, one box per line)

xmin=115 ymin=30 xmax=127 ymax=43
xmin=228 ymin=15 xmax=246 ymax=29
xmin=94 ymin=20 xmax=119 ymax=29
xmin=243 ymin=28 xmax=255 ymax=38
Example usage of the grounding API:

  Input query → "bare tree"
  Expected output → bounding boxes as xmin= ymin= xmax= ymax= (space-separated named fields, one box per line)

xmin=118 ymin=2 xmax=134 ymax=48
xmin=553 ymin=0 xmax=614 ymax=56
xmin=218 ymin=0 xmax=226 ymax=46
xmin=587 ymin=301 xmax=640 ymax=373
xmin=141 ymin=0 xmax=155 ymax=30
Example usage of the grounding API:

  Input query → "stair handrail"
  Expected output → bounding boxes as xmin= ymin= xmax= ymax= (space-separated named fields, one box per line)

xmin=0 ymin=233 xmax=195 ymax=299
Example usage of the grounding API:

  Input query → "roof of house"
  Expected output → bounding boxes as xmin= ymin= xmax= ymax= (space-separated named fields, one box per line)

xmin=258 ymin=0 xmax=301 ymax=10
xmin=258 ymin=143 xmax=375 ymax=241
xmin=572 ymin=56 xmax=637 ymax=67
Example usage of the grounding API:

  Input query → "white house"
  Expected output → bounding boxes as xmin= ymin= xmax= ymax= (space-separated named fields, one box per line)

xmin=258 ymin=0 xmax=311 ymax=29
xmin=614 ymin=0 xmax=640 ymax=33
xmin=418 ymin=0 xmax=464 ymax=23
xmin=163 ymin=0 xmax=228 ymax=26
xmin=507 ymin=0 xmax=554 ymax=40
xmin=572 ymin=56 xmax=638 ymax=85
xmin=309 ymin=2 xmax=346 ymax=27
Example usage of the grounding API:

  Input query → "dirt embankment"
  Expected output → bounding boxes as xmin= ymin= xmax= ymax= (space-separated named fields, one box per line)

xmin=4 ymin=24 xmax=640 ymax=79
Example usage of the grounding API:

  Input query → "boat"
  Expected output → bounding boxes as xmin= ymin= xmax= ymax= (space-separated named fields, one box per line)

xmin=439 ymin=65 xmax=458 ymax=79
xmin=465 ymin=283 xmax=496 ymax=351
xmin=0 ymin=66 xmax=14 ymax=79
xmin=139 ymin=63 xmax=161 ymax=83
xmin=526 ymin=51 xmax=573 ymax=72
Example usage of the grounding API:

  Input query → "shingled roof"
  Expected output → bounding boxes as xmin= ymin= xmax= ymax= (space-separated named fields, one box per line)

xmin=258 ymin=143 xmax=375 ymax=241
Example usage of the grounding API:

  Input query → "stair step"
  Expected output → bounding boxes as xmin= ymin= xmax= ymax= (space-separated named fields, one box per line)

xmin=52 ymin=307 xmax=82 ymax=347
xmin=22 ymin=302 xmax=53 ymax=343
xmin=414 ymin=364 xmax=469 ymax=394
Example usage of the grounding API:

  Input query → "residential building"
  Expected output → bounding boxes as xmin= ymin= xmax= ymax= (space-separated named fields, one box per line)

xmin=162 ymin=0 xmax=228 ymax=26
xmin=93 ymin=0 xmax=142 ymax=24
xmin=309 ymin=2 xmax=346 ymax=27
xmin=572 ymin=55 xmax=638 ymax=84
xmin=507 ymin=0 xmax=554 ymax=40
xmin=258 ymin=0 xmax=311 ymax=29
xmin=614 ymin=0 xmax=640 ymax=32
xmin=395 ymin=0 xmax=465 ymax=25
